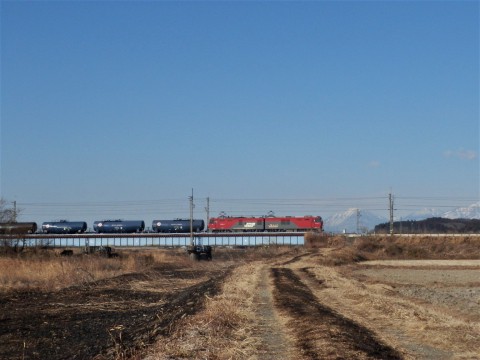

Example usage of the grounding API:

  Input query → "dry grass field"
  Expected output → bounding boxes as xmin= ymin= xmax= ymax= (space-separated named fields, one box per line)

xmin=0 ymin=236 xmax=479 ymax=359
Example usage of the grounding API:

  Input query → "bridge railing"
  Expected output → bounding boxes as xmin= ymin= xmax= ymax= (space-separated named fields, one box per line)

xmin=0 ymin=232 xmax=306 ymax=248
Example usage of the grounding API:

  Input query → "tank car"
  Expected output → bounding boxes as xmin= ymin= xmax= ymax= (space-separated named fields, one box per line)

xmin=93 ymin=220 xmax=145 ymax=233
xmin=152 ymin=219 xmax=205 ymax=233
xmin=0 ymin=222 xmax=38 ymax=235
xmin=42 ymin=220 xmax=88 ymax=234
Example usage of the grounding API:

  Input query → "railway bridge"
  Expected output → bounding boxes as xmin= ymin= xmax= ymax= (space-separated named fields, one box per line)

xmin=0 ymin=232 xmax=307 ymax=248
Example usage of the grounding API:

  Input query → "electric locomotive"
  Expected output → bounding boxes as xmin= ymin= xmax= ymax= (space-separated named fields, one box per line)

xmin=208 ymin=215 xmax=323 ymax=232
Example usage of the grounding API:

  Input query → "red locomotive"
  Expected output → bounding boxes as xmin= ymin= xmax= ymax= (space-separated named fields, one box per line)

xmin=208 ymin=215 xmax=323 ymax=232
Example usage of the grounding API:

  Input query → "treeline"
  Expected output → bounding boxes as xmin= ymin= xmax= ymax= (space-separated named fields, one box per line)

xmin=374 ymin=217 xmax=480 ymax=234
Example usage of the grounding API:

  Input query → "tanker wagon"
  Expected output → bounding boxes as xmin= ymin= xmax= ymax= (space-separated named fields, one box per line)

xmin=0 ymin=222 xmax=38 ymax=235
xmin=152 ymin=219 xmax=205 ymax=233
xmin=42 ymin=220 xmax=88 ymax=234
xmin=93 ymin=220 xmax=145 ymax=233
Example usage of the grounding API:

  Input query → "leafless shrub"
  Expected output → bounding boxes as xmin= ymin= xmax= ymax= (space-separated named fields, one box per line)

xmin=384 ymin=243 xmax=404 ymax=257
xmin=349 ymin=235 xmax=480 ymax=260
xmin=354 ymin=237 xmax=383 ymax=253
xmin=321 ymin=248 xmax=367 ymax=266
xmin=304 ymin=231 xmax=329 ymax=248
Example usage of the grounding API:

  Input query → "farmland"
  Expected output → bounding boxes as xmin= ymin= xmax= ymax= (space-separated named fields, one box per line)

xmin=0 ymin=236 xmax=479 ymax=359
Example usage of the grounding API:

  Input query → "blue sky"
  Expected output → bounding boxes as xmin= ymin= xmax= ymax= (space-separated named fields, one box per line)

xmin=1 ymin=1 xmax=478 ymax=226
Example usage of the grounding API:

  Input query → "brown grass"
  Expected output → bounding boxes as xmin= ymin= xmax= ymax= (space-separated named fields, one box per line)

xmin=312 ymin=235 xmax=480 ymax=267
xmin=304 ymin=231 xmax=329 ymax=248
xmin=306 ymin=264 xmax=479 ymax=358
xmin=144 ymin=262 xmax=262 ymax=359
xmin=0 ymin=248 xmax=178 ymax=292
xmin=356 ymin=236 xmax=480 ymax=260
xmin=0 ymin=246 xmax=295 ymax=293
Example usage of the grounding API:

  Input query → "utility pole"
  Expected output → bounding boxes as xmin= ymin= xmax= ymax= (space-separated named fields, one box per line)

xmin=205 ymin=197 xmax=210 ymax=227
xmin=356 ymin=209 xmax=361 ymax=234
xmin=13 ymin=201 xmax=17 ymax=222
xmin=189 ymin=189 xmax=194 ymax=247
xmin=389 ymin=193 xmax=394 ymax=236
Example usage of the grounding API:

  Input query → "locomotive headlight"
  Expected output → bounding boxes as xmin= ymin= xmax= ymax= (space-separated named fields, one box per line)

xmin=156 ymin=222 xmax=161 ymax=226
xmin=98 ymin=222 xmax=103 ymax=227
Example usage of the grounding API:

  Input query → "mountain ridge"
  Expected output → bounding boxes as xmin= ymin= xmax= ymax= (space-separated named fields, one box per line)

xmin=324 ymin=202 xmax=480 ymax=233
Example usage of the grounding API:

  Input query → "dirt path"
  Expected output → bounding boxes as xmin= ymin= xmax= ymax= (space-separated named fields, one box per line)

xmin=252 ymin=265 xmax=293 ymax=359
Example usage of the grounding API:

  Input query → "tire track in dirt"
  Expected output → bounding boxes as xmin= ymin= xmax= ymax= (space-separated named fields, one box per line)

xmin=279 ymin=251 xmax=315 ymax=266
xmin=271 ymin=267 xmax=403 ymax=359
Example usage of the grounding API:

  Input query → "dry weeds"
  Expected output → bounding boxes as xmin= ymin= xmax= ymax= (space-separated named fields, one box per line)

xmin=292 ymin=252 xmax=480 ymax=359
xmin=145 ymin=262 xmax=263 ymax=360
xmin=0 ymin=249 xmax=179 ymax=292
xmin=354 ymin=236 xmax=480 ymax=260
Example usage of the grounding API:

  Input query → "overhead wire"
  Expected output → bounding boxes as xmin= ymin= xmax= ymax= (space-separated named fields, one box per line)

xmin=16 ymin=195 xmax=479 ymax=220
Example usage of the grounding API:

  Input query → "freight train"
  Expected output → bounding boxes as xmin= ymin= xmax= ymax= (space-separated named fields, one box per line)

xmin=0 ymin=215 xmax=323 ymax=234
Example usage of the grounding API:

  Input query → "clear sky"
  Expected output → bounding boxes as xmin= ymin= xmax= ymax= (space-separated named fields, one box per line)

xmin=1 ymin=1 xmax=479 ymax=227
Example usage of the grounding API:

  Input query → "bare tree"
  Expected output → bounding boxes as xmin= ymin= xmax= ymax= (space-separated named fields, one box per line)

xmin=0 ymin=198 xmax=16 ymax=222
xmin=0 ymin=198 xmax=24 ymax=253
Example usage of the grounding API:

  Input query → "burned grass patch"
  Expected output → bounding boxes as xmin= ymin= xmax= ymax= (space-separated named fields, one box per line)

xmin=0 ymin=264 xmax=232 ymax=360
xmin=271 ymin=267 xmax=403 ymax=359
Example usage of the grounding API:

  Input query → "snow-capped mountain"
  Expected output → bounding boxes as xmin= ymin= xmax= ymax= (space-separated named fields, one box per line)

xmin=443 ymin=202 xmax=480 ymax=219
xmin=324 ymin=208 xmax=387 ymax=233
xmin=403 ymin=208 xmax=445 ymax=221
xmin=404 ymin=202 xmax=480 ymax=221
xmin=323 ymin=202 xmax=480 ymax=233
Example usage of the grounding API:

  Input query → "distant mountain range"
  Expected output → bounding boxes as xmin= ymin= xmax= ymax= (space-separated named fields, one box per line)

xmin=324 ymin=208 xmax=386 ymax=233
xmin=324 ymin=202 xmax=480 ymax=233
xmin=404 ymin=202 xmax=480 ymax=221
